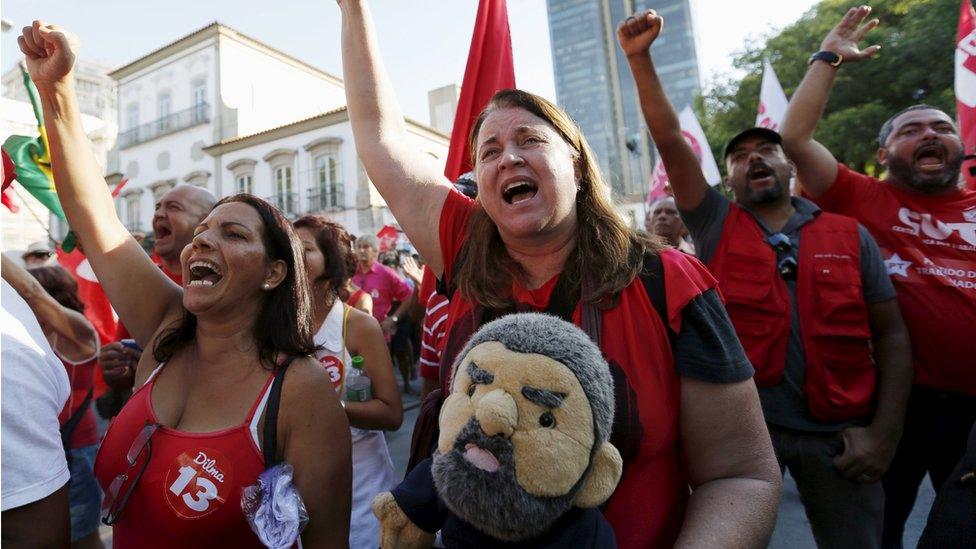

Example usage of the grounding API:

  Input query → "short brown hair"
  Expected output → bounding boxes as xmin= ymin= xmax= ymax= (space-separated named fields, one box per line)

xmin=458 ymin=89 xmax=663 ymax=309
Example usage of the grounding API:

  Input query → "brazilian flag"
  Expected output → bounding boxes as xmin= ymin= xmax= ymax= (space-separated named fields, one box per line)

xmin=2 ymin=63 xmax=78 ymax=250
xmin=2 ymin=64 xmax=65 ymax=220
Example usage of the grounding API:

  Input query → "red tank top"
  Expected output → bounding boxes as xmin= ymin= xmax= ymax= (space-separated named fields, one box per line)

xmin=56 ymin=345 xmax=99 ymax=449
xmin=94 ymin=364 xmax=273 ymax=548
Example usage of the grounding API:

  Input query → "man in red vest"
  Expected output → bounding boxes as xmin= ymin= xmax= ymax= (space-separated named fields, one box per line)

xmin=620 ymin=8 xmax=913 ymax=546
xmin=780 ymin=6 xmax=976 ymax=547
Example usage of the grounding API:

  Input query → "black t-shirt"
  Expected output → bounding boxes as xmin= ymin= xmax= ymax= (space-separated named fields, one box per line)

xmin=392 ymin=458 xmax=618 ymax=548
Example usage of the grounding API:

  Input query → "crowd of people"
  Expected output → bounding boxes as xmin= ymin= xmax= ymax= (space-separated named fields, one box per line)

xmin=1 ymin=3 xmax=973 ymax=548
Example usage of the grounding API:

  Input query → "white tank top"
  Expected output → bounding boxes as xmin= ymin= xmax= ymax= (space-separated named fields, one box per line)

xmin=312 ymin=298 xmax=396 ymax=549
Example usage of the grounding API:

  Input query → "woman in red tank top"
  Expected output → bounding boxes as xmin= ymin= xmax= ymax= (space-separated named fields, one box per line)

xmin=20 ymin=27 xmax=353 ymax=546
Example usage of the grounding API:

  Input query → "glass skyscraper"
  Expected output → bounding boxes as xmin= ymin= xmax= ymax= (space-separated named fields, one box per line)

xmin=547 ymin=0 xmax=702 ymax=202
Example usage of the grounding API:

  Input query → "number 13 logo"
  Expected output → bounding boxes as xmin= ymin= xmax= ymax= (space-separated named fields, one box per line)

xmin=169 ymin=465 xmax=218 ymax=512
xmin=164 ymin=449 xmax=232 ymax=519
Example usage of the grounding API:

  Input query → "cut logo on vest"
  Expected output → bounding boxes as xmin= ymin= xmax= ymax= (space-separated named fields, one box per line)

xmin=319 ymin=354 xmax=345 ymax=391
xmin=164 ymin=448 xmax=233 ymax=520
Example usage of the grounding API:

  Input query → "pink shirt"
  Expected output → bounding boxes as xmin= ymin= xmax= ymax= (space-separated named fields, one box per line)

xmin=352 ymin=261 xmax=412 ymax=323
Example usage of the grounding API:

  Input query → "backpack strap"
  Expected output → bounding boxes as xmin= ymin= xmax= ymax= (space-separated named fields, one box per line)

xmin=262 ymin=356 xmax=296 ymax=468
xmin=638 ymin=252 xmax=678 ymax=347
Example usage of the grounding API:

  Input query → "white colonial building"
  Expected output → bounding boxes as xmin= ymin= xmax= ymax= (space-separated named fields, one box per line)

xmin=204 ymin=107 xmax=448 ymax=235
xmin=111 ymin=22 xmax=447 ymax=235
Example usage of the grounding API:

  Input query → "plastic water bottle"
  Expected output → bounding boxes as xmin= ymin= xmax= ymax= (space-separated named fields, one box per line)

xmin=345 ymin=356 xmax=372 ymax=402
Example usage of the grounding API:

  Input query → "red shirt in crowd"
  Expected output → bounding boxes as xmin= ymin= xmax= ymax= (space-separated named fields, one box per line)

xmin=806 ymin=164 xmax=976 ymax=396
xmin=56 ymin=344 xmax=100 ymax=448
xmin=417 ymin=268 xmax=449 ymax=380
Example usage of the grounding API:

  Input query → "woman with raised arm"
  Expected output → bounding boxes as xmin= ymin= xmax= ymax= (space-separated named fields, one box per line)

xmin=294 ymin=214 xmax=401 ymax=549
xmin=338 ymin=1 xmax=781 ymax=547
xmin=17 ymin=21 xmax=351 ymax=548
xmin=1 ymin=255 xmax=103 ymax=549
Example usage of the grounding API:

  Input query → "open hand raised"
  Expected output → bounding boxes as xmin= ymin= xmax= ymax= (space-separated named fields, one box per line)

xmin=17 ymin=20 xmax=78 ymax=88
xmin=617 ymin=10 xmax=663 ymax=58
xmin=819 ymin=5 xmax=881 ymax=63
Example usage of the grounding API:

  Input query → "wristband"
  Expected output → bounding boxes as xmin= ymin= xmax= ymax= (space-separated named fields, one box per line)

xmin=808 ymin=50 xmax=843 ymax=67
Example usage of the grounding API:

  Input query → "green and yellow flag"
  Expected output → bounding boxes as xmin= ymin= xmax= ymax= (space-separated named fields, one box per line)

xmin=2 ymin=63 xmax=65 ymax=222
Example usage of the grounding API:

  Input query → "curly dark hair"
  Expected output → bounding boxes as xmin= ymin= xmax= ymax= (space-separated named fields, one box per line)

xmin=153 ymin=194 xmax=316 ymax=368
xmin=27 ymin=265 xmax=86 ymax=314
xmin=293 ymin=214 xmax=357 ymax=300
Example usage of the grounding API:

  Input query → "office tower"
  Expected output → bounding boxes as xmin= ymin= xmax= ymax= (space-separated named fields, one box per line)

xmin=547 ymin=0 xmax=701 ymax=202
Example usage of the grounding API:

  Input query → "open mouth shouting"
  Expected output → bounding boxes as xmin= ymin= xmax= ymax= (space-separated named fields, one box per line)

xmin=188 ymin=259 xmax=223 ymax=288
xmin=502 ymin=179 xmax=539 ymax=205
xmin=913 ymin=142 xmax=948 ymax=173
xmin=746 ymin=163 xmax=775 ymax=187
xmin=154 ymin=220 xmax=172 ymax=243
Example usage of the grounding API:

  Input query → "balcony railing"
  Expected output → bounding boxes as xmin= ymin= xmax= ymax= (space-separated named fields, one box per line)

xmin=306 ymin=184 xmax=344 ymax=212
xmin=118 ymin=102 xmax=210 ymax=149
xmin=267 ymin=192 xmax=299 ymax=217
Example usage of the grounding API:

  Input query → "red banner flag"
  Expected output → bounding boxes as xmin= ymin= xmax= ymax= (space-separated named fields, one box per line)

xmin=2 ymin=149 xmax=18 ymax=212
xmin=956 ymin=0 xmax=976 ymax=189
xmin=57 ymin=248 xmax=118 ymax=399
xmin=443 ymin=0 xmax=516 ymax=182
xmin=376 ymin=224 xmax=399 ymax=252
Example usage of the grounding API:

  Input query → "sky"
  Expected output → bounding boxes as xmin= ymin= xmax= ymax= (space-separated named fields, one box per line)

xmin=1 ymin=0 xmax=819 ymax=124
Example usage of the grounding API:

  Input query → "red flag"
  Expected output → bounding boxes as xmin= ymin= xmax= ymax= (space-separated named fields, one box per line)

xmin=376 ymin=225 xmax=399 ymax=252
xmin=956 ymin=0 xmax=976 ymax=189
xmin=57 ymin=248 xmax=118 ymax=399
xmin=443 ymin=0 xmax=516 ymax=181
xmin=2 ymin=149 xmax=18 ymax=212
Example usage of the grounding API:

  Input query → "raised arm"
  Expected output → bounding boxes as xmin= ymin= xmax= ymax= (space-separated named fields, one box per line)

xmin=19 ymin=22 xmax=181 ymax=345
xmin=338 ymin=0 xmax=452 ymax=276
xmin=618 ymin=10 xmax=709 ymax=211
xmin=1 ymin=254 xmax=96 ymax=359
xmin=780 ymin=6 xmax=880 ymax=198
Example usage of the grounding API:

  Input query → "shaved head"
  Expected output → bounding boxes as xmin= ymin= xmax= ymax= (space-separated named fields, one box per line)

xmin=153 ymin=185 xmax=218 ymax=268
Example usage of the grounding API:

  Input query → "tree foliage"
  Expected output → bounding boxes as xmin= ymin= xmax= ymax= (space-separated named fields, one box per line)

xmin=695 ymin=0 xmax=959 ymax=176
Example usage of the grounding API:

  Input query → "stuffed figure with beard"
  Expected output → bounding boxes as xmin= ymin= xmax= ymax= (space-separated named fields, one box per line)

xmin=372 ymin=313 xmax=623 ymax=548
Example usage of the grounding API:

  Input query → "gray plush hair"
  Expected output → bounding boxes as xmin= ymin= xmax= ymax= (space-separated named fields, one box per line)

xmin=450 ymin=312 xmax=615 ymax=446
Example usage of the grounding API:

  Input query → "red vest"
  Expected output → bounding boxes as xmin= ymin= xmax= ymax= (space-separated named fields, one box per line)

xmin=709 ymin=205 xmax=876 ymax=421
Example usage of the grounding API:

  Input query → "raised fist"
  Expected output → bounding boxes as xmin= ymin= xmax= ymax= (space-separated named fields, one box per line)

xmin=17 ymin=20 xmax=79 ymax=88
xmin=617 ymin=9 xmax=663 ymax=58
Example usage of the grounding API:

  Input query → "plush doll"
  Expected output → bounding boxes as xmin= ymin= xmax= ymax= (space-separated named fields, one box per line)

xmin=373 ymin=313 xmax=623 ymax=548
